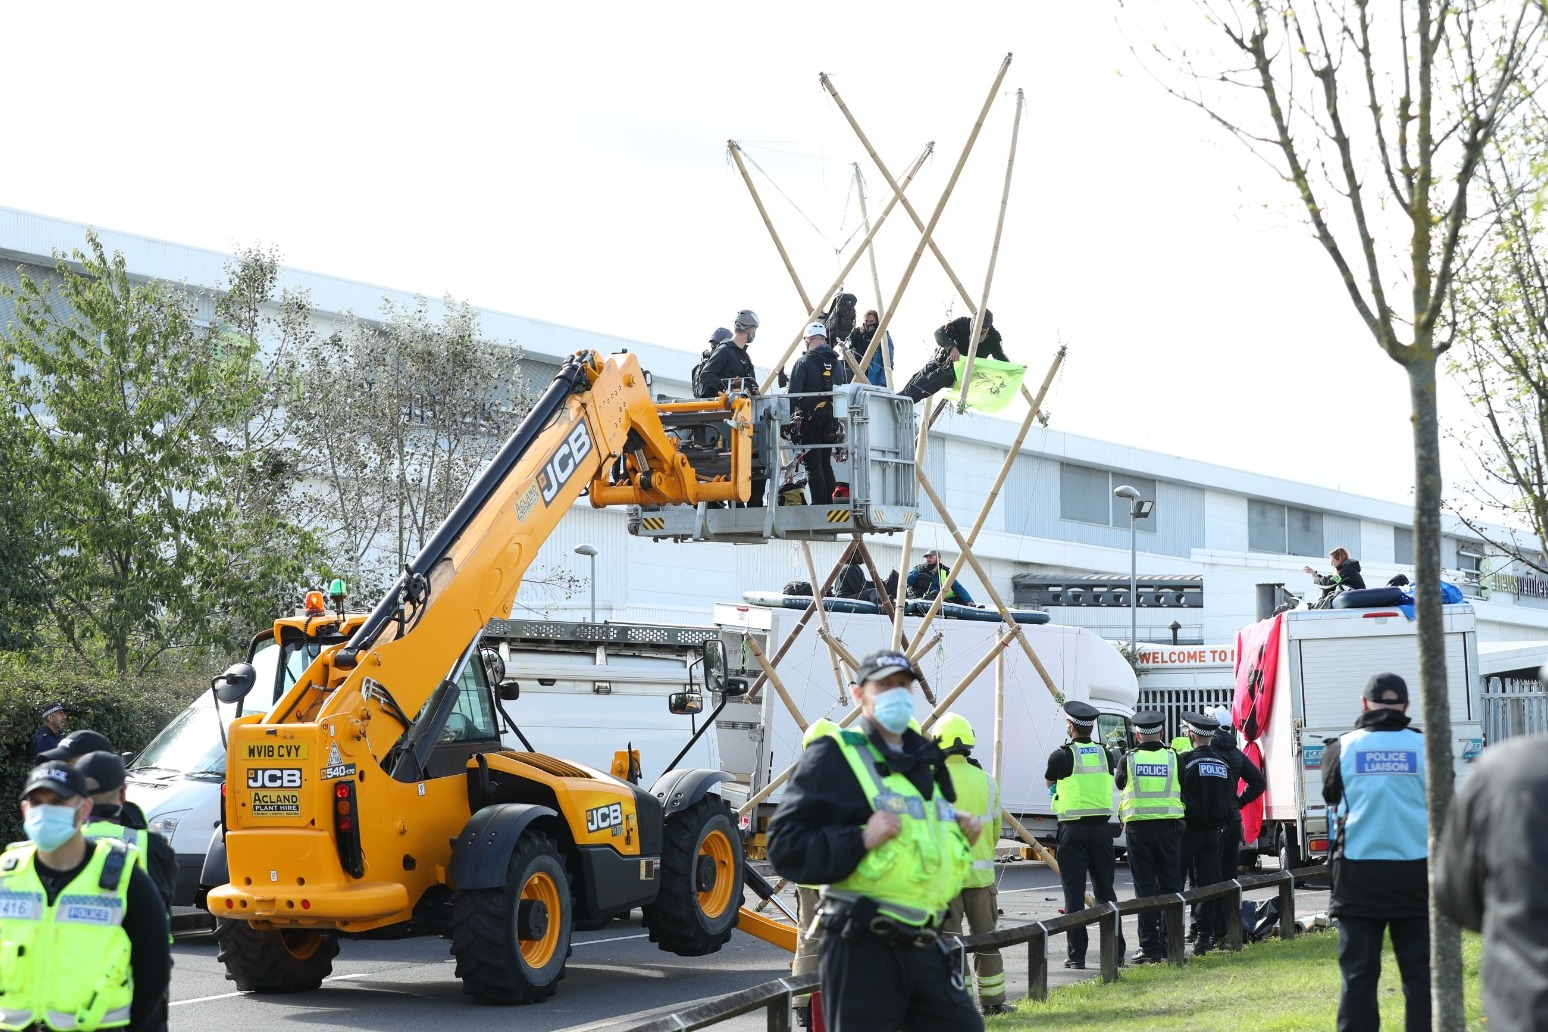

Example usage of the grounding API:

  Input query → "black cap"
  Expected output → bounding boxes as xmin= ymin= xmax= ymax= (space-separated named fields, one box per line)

xmin=855 ymin=650 xmax=916 ymax=685
xmin=20 ymin=761 xmax=89 ymax=801
xmin=1363 ymin=672 xmax=1409 ymax=705
xmin=78 ymin=751 xmax=127 ymax=794
xmin=1181 ymin=711 xmax=1220 ymax=736
xmin=1133 ymin=710 xmax=1165 ymax=735
xmin=39 ymin=729 xmax=114 ymax=762
xmin=41 ymin=703 xmax=66 ymax=718
xmin=1064 ymin=700 xmax=1100 ymax=727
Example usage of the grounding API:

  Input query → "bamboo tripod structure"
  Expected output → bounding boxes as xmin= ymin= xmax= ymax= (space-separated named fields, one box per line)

xmin=727 ymin=55 xmax=1074 ymax=876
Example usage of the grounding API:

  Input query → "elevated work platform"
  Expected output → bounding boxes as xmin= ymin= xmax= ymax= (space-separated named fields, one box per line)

xmin=629 ymin=383 xmax=919 ymax=542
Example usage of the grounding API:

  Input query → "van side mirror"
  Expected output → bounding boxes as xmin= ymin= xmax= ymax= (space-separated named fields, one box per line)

xmin=498 ymin=679 xmax=520 ymax=701
xmin=213 ymin=663 xmax=257 ymax=704
xmin=669 ymin=691 xmax=704 ymax=715
xmin=479 ymin=646 xmax=507 ymax=687
xmin=701 ymin=639 xmax=727 ymax=694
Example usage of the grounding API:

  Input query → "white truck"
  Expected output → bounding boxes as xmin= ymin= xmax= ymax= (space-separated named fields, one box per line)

xmin=1242 ymin=602 xmax=1486 ymax=867
xmin=710 ymin=602 xmax=1140 ymax=846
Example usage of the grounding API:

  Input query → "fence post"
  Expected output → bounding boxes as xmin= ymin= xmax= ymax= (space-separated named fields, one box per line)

xmin=1028 ymin=922 xmax=1049 ymax=1001
xmin=1278 ymin=870 xmax=1297 ymax=940
xmin=1098 ymin=904 xmax=1120 ymax=983
xmin=1223 ymin=880 xmax=1244 ymax=951
xmin=767 ymin=993 xmax=791 ymax=1032
xmin=1165 ymin=894 xmax=1187 ymax=966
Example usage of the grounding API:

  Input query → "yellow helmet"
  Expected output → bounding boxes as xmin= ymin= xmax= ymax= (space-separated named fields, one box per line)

xmin=802 ymin=718 xmax=839 ymax=748
xmin=935 ymin=712 xmax=975 ymax=751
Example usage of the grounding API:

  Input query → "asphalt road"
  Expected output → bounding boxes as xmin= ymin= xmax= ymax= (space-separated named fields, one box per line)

xmin=169 ymin=855 xmax=1331 ymax=1031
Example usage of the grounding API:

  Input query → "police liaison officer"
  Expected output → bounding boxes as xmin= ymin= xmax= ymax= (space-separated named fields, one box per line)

xmin=937 ymin=713 xmax=1010 ymax=1016
xmin=1 ymin=761 xmax=171 ymax=1032
xmin=1322 ymin=673 xmax=1431 ymax=1032
xmin=767 ymin=651 xmax=983 ymax=1032
xmin=1114 ymin=710 xmax=1184 ymax=964
xmin=1176 ymin=711 xmax=1234 ymax=954
xmin=1043 ymin=700 xmax=1123 ymax=970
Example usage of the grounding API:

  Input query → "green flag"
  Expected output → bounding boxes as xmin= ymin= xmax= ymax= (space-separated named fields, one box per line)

xmin=951 ymin=357 xmax=1026 ymax=412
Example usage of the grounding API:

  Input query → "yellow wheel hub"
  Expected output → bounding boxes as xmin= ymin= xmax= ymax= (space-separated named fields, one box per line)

xmin=696 ymin=828 xmax=736 ymax=919
xmin=519 ymin=870 xmax=562 ymax=968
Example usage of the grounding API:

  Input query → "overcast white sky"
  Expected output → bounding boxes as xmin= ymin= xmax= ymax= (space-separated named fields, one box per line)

xmin=4 ymin=1 xmax=1487 ymax=510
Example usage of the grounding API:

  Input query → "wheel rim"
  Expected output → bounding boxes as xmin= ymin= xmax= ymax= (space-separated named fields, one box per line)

xmin=279 ymin=929 xmax=322 ymax=960
xmin=696 ymin=828 xmax=736 ymax=919
xmin=518 ymin=870 xmax=562 ymax=968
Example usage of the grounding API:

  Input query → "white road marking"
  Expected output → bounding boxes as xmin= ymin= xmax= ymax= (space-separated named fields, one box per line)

xmin=573 ymin=932 xmax=649 ymax=947
xmin=172 ymin=972 xmax=371 ymax=1006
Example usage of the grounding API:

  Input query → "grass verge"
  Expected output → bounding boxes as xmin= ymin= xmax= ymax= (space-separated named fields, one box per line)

xmin=990 ymin=930 xmax=1483 ymax=1031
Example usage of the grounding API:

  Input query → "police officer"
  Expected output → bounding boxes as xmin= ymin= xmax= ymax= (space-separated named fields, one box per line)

xmin=38 ymin=728 xmax=114 ymax=764
xmin=1212 ymin=711 xmax=1265 ymax=882
xmin=937 ymin=714 xmax=1009 ymax=1016
xmin=1114 ymin=710 xmax=1184 ymax=964
xmin=31 ymin=703 xmax=68 ymax=759
xmin=1176 ymin=711 xmax=1234 ymax=954
xmin=1043 ymin=700 xmax=1123 ymax=970
xmin=767 ymin=650 xmax=982 ymax=1032
xmin=79 ymin=751 xmax=178 ymax=915
xmin=790 ymin=713 xmax=842 ymax=1030
xmin=787 ymin=321 xmax=853 ymax=507
xmin=1322 ymin=673 xmax=1431 ymax=1032
xmin=2 ymin=761 xmax=170 ymax=1032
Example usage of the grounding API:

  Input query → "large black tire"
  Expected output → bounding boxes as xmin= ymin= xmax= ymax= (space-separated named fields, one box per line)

xmin=214 ymin=918 xmax=339 ymax=993
xmin=450 ymin=831 xmax=573 ymax=1005
xmin=641 ymin=795 xmax=743 ymax=957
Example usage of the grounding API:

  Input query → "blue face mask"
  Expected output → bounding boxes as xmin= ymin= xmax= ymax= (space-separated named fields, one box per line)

xmin=24 ymin=803 xmax=81 ymax=852
xmin=871 ymin=688 xmax=915 ymax=735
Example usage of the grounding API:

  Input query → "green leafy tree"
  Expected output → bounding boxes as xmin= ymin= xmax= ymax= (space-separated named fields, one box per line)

xmin=0 ymin=416 xmax=46 ymax=652
xmin=1126 ymin=3 xmax=1548 ymax=1025
xmin=0 ymin=232 xmax=315 ymax=675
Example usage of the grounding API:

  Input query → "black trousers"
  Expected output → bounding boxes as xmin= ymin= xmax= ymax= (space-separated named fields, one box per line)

xmin=1125 ymin=821 xmax=1183 ymax=958
xmin=818 ymin=926 xmax=983 ymax=1032
xmin=1056 ymin=821 xmax=1121 ymax=963
xmin=1218 ymin=816 xmax=1243 ymax=881
xmin=1337 ymin=914 xmax=1432 ymax=1032
xmin=1178 ymin=825 xmax=1222 ymax=945
xmin=803 ymin=447 xmax=836 ymax=507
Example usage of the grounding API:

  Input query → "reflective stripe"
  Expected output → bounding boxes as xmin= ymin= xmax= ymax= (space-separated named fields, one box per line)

xmin=44 ymin=1003 xmax=134 ymax=1030
xmin=1052 ymin=742 xmax=1114 ymax=820
xmin=971 ymin=859 xmax=995 ymax=870
xmin=821 ymin=887 xmax=938 ymax=928
xmin=1120 ymin=749 xmax=1184 ymax=822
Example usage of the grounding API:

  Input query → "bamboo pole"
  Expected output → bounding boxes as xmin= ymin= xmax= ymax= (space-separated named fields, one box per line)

xmin=756 ymin=146 xmax=933 ymax=394
xmin=850 ymin=55 xmax=1013 ymax=379
xmin=737 ymin=702 xmax=864 ymax=818
xmin=851 ymin=163 xmax=894 ymax=391
xmin=908 ymin=348 xmax=1066 ymax=650
xmin=851 ymin=535 xmax=935 ymax=703
xmin=916 ymin=470 xmax=1063 ymax=702
xmin=816 ymin=626 xmax=861 ymax=672
xmin=918 ymin=629 xmax=1017 ymax=732
xmin=992 ymin=649 xmax=1005 ymax=783
xmin=820 ymin=70 xmax=985 ymax=328
xmin=1003 ymin=808 xmax=1062 ymax=875
xmin=727 ymin=141 xmax=813 ymax=316
xmin=745 ymin=635 xmax=810 ymax=732
xmin=741 ymin=540 xmax=861 ymax=702
xmin=801 ymin=542 xmax=852 ymax=698
xmin=956 ymin=88 xmax=1025 ymax=413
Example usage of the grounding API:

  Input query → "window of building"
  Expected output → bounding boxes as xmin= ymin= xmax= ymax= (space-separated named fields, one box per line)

xmin=1249 ymin=500 xmax=1324 ymax=555
xmin=1394 ymin=525 xmax=1413 ymax=565
xmin=1457 ymin=547 xmax=1483 ymax=584
xmin=1059 ymin=464 xmax=1157 ymax=533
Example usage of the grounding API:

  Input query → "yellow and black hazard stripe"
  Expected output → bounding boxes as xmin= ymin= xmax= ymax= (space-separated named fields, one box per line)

xmin=640 ymin=516 xmax=666 ymax=530
xmin=825 ymin=509 xmax=851 ymax=523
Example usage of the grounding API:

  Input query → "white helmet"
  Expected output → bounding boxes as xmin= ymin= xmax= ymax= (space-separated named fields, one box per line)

xmin=804 ymin=321 xmax=828 ymax=339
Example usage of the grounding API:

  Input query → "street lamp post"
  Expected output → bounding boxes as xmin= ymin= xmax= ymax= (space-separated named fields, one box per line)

xmin=1112 ymin=486 xmax=1154 ymax=653
xmin=573 ymin=544 xmax=598 ymax=623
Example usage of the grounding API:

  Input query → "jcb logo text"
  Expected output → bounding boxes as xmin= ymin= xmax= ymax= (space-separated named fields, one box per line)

xmin=585 ymin=802 xmax=623 ymax=833
xmin=538 ymin=423 xmax=593 ymax=505
xmin=247 ymin=768 xmax=302 ymax=790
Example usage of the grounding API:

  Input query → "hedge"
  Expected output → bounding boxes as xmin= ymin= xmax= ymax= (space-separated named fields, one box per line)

xmin=2 ymin=668 xmax=204 ymax=843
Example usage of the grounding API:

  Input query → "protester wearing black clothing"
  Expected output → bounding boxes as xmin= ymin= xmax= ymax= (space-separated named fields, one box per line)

xmin=1177 ymin=711 xmax=1235 ymax=954
xmin=1304 ymin=547 xmax=1366 ymax=607
xmin=1212 ymin=720 xmax=1266 ymax=879
xmin=79 ymin=750 xmax=179 ymax=914
xmin=788 ymin=322 xmax=852 ymax=507
xmin=1436 ymin=732 xmax=1548 ymax=1032
xmin=694 ymin=310 xmax=765 ymax=507
xmin=933 ymin=313 xmax=1009 ymax=364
